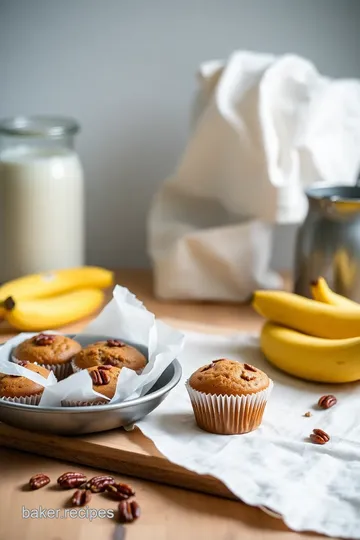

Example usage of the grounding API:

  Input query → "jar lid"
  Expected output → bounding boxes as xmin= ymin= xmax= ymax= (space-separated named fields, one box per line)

xmin=0 ymin=115 xmax=80 ymax=137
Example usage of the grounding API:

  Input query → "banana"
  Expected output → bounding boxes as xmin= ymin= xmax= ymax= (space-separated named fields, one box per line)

xmin=261 ymin=321 xmax=360 ymax=383
xmin=4 ymin=288 xmax=105 ymax=331
xmin=252 ymin=290 xmax=360 ymax=339
xmin=311 ymin=277 xmax=360 ymax=309
xmin=0 ymin=267 xmax=113 ymax=319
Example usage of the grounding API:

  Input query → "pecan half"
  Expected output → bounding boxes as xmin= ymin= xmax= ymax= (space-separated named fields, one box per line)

xmin=71 ymin=489 xmax=92 ymax=507
xmin=29 ymin=473 xmax=50 ymax=490
xmin=57 ymin=472 xmax=87 ymax=489
xmin=106 ymin=482 xmax=135 ymax=500
xmin=310 ymin=428 xmax=330 ymax=445
xmin=304 ymin=411 xmax=312 ymax=418
xmin=118 ymin=500 xmax=141 ymax=523
xmin=90 ymin=368 xmax=111 ymax=385
xmin=98 ymin=365 xmax=112 ymax=370
xmin=86 ymin=475 xmax=116 ymax=493
xmin=106 ymin=339 xmax=125 ymax=348
xmin=318 ymin=395 xmax=337 ymax=409
xmin=241 ymin=373 xmax=256 ymax=381
xmin=33 ymin=333 xmax=55 ymax=346
xmin=244 ymin=363 xmax=257 ymax=372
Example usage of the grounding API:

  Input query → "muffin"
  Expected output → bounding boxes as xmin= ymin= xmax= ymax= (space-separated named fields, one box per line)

xmin=72 ymin=339 xmax=146 ymax=373
xmin=186 ymin=359 xmax=273 ymax=435
xmin=13 ymin=333 xmax=81 ymax=380
xmin=0 ymin=361 xmax=55 ymax=405
xmin=62 ymin=365 xmax=121 ymax=407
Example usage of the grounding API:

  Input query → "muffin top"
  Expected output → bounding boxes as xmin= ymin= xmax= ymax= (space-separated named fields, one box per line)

xmin=0 ymin=362 xmax=52 ymax=398
xmin=14 ymin=334 xmax=81 ymax=365
xmin=189 ymin=359 xmax=269 ymax=396
xmin=87 ymin=365 xmax=121 ymax=399
xmin=74 ymin=339 xmax=146 ymax=372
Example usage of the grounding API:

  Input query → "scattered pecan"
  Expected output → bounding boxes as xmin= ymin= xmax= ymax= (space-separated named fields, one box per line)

xmin=17 ymin=360 xmax=28 ymax=367
xmin=57 ymin=472 xmax=87 ymax=489
xmin=86 ymin=475 xmax=116 ymax=493
xmin=71 ymin=489 xmax=92 ymax=507
xmin=244 ymin=363 xmax=257 ymax=372
xmin=318 ymin=395 xmax=337 ymax=409
xmin=304 ymin=411 xmax=312 ymax=417
xmin=98 ymin=365 xmax=112 ymax=370
xmin=90 ymin=368 xmax=111 ymax=385
xmin=106 ymin=482 xmax=135 ymax=501
xmin=118 ymin=500 xmax=141 ymax=523
xmin=106 ymin=339 xmax=125 ymax=348
xmin=33 ymin=333 xmax=55 ymax=346
xmin=310 ymin=428 xmax=330 ymax=445
xmin=29 ymin=473 xmax=50 ymax=490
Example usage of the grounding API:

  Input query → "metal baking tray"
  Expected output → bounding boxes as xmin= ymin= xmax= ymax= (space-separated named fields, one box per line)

xmin=0 ymin=334 xmax=182 ymax=435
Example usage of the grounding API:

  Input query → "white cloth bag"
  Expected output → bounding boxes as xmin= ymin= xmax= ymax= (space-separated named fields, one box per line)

xmin=147 ymin=51 xmax=360 ymax=301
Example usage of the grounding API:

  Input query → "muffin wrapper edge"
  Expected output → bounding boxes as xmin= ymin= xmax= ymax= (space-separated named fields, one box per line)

xmin=186 ymin=379 xmax=273 ymax=435
xmin=1 ymin=393 xmax=42 ymax=405
xmin=12 ymin=355 xmax=73 ymax=380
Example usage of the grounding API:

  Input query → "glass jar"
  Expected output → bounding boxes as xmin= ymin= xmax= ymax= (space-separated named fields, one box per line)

xmin=0 ymin=116 xmax=85 ymax=281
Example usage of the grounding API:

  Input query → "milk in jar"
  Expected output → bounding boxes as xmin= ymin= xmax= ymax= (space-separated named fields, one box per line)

xmin=0 ymin=116 xmax=85 ymax=281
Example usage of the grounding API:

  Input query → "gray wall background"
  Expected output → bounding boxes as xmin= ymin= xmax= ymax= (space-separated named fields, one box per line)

xmin=1 ymin=0 xmax=360 ymax=269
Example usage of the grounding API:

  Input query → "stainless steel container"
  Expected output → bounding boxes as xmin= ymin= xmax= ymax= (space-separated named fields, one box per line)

xmin=294 ymin=185 xmax=360 ymax=301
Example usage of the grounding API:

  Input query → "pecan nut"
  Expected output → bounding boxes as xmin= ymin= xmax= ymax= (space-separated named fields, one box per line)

xmin=98 ymin=365 xmax=112 ymax=370
xmin=86 ymin=475 xmax=116 ymax=493
xmin=33 ymin=333 xmax=56 ymax=346
xmin=106 ymin=482 xmax=135 ymax=500
xmin=118 ymin=500 xmax=141 ymax=523
xmin=310 ymin=428 xmax=330 ymax=445
xmin=57 ymin=472 xmax=87 ymax=489
xmin=318 ymin=395 xmax=337 ymax=409
xmin=244 ymin=363 xmax=257 ymax=372
xmin=241 ymin=372 xmax=256 ymax=381
xmin=90 ymin=368 xmax=111 ymax=385
xmin=71 ymin=489 xmax=92 ymax=507
xmin=29 ymin=473 xmax=50 ymax=490
xmin=106 ymin=339 xmax=125 ymax=348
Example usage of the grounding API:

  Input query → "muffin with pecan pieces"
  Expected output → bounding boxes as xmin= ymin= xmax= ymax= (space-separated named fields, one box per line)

xmin=72 ymin=339 xmax=146 ymax=373
xmin=62 ymin=365 xmax=121 ymax=407
xmin=0 ymin=361 xmax=56 ymax=405
xmin=13 ymin=334 xmax=81 ymax=380
xmin=186 ymin=359 xmax=273 ymax=435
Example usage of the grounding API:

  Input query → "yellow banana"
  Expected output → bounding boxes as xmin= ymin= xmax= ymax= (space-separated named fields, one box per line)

xmin=261 ymin=321 xmax=360 ymax=383
xmin=4 ymin=288 xmax=105 ymax=331
xmin=0 ymin=267 xmax=113 ymax=319
xmin=311 ymin=277 xmax=360 ymax=309
xmin=252 ymin=290 xmax=360 ymax=339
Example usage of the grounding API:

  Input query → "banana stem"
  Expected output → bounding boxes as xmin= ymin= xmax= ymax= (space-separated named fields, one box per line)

xmin=3 ymin=297 xmax=15 ymax=310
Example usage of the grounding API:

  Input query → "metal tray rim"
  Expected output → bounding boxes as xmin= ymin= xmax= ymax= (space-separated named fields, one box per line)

xmin=0 ymin=358 xmax=182 ymax=414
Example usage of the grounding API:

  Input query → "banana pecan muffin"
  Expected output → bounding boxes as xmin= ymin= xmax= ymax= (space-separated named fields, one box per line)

xmin=72 ymin=339 xmax=146 ymax=373
xmin=13 ymin=333 xmax=81 ymax=380
xmin=62 ymin=365 xmax=122 ymax=406
xmin=0 ymin=361 xmax=55 ymax=405
xmin=186 ymin=359 xmax=273 ymax=435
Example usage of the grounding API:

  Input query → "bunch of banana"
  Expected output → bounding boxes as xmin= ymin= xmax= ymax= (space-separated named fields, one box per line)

xmin=252 ymin=278 xmax=360 ymax=383
xmin=0 ymin=267 xmax=113 ymax=331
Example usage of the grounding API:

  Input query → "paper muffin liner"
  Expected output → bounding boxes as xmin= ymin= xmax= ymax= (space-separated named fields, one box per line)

xmin=61 ymin=398 xmax=109 ymax=407
xmin=71 ymin=359 xmax=82 ymax=373
xmin=12 ymin=355 xmax=73 ymax=381
xmin=0 ymin=392 xmax=43 ymax=405
xmin=186 ymin=379 xmax=273 ymax=435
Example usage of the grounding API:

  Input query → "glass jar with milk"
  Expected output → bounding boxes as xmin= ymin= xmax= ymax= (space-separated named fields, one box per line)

xmin=0 ymin=116 xmax=85 ymax=281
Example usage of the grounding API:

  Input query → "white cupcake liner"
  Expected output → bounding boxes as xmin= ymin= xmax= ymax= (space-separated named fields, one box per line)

xmin=1 ymin=392 xmax=42 ymax=405
xmin=12 ymin=355 xmax=73 ymax=380
xmin=61 ymin=398 xmax=109 ymax=407
xmin=186 ymin=379 xmax=273 ymax=435
xmin=71 ymin=359 xmax=82 ymax=373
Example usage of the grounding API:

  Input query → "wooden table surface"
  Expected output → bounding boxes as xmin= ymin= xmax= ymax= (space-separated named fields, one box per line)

xmin=0 ymin=270 xmax=323 ymax=540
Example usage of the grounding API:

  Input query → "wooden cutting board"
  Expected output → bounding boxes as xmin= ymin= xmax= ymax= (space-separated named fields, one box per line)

xmin=0 ymin=318 xmax=248 ymax=500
